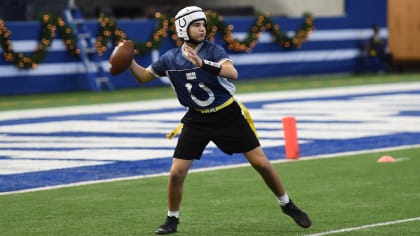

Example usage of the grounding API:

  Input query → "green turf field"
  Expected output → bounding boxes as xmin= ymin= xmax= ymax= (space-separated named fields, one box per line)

xmin=0 ymin=147 xmax=419 ymax=235
xmin=1 ymin=73 xmax=420 ymax=235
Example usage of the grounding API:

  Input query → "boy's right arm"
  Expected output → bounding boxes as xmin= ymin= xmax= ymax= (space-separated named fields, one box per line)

xmin=128 ymin=60 xmax=156 ymax=83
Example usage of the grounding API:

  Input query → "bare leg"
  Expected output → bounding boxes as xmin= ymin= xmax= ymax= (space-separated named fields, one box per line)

xmin=244 ymin=146 xmax=312 ymax=228
xmin=167 ymin=158 xmax=194 ymax=211
xmin=244 ymin=146 xmax=286 ymax=197
xmin=156 ymin=158 xmax=193 ymax=234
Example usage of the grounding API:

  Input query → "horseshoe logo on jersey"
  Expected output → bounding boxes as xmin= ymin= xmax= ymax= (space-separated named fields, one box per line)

xmin=185 ymin=82 xmax=215 ymax=107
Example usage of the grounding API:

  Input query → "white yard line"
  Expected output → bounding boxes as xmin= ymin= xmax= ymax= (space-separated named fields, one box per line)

xmin=306 ymin=216 xmax=420 ymax=236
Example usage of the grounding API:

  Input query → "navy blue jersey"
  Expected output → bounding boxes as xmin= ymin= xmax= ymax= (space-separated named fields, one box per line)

xmin=148 ymin=41 xmax=236 ymax=109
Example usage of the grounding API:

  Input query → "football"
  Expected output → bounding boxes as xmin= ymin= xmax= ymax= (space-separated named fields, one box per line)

xmin=109 ymin=40 xmax=135 ymax=75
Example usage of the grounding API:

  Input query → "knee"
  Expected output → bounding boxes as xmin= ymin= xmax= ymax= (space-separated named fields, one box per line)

xmin=169 ymin=168 xmax=188 ymax=182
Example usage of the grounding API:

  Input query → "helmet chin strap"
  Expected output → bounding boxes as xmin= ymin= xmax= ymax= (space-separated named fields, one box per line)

xmin=186 ymin=38 xmax=204 ymax=45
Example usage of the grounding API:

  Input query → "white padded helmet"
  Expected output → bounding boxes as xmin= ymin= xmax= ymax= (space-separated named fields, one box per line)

xmin=175 ymin=6 xmax=207 ymax=41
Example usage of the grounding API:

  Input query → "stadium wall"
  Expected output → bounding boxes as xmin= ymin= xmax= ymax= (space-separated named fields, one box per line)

xmin=0 ymin=0 xmax=387 ymax=95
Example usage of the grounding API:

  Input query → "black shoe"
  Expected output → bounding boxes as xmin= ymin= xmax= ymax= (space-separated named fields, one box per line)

xmin=155 ymin=216 xmax=179 ymax=234
xmin=281 ymin=200 xmax=312 ymax=228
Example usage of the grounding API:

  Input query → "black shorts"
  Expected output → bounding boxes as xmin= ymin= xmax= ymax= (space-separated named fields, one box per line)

xmin=173 ymin=101 xmax=260 ymax=160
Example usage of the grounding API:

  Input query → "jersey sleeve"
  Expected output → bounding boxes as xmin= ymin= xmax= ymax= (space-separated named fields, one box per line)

xmin=209 ymin=43 xmax=232 ymax=64
xmin=149 ymin=51 xmax=171 ymax=77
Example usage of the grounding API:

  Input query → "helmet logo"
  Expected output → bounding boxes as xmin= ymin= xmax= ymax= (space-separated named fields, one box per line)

xmin=178 ymin=18 xmax=187 ymax=28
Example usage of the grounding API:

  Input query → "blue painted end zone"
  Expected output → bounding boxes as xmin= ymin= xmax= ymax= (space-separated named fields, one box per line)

xmin=0 ymin=158 xmax=173 ymax=192
xmin=1 ymin=132 xmax=419 ymax=193
xmin=0 ymin=84 xmax=419 ymax=193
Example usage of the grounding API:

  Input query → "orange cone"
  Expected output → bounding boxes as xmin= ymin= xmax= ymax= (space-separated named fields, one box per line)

xmin=282 ymin=116 xmax=300 ymax=159
xmin=377 ymin=155 xmax=396 ymax=163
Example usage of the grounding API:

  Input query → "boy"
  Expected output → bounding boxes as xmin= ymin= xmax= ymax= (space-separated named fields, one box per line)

xmin=128 ymin=6 xmax=312 ymax=234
